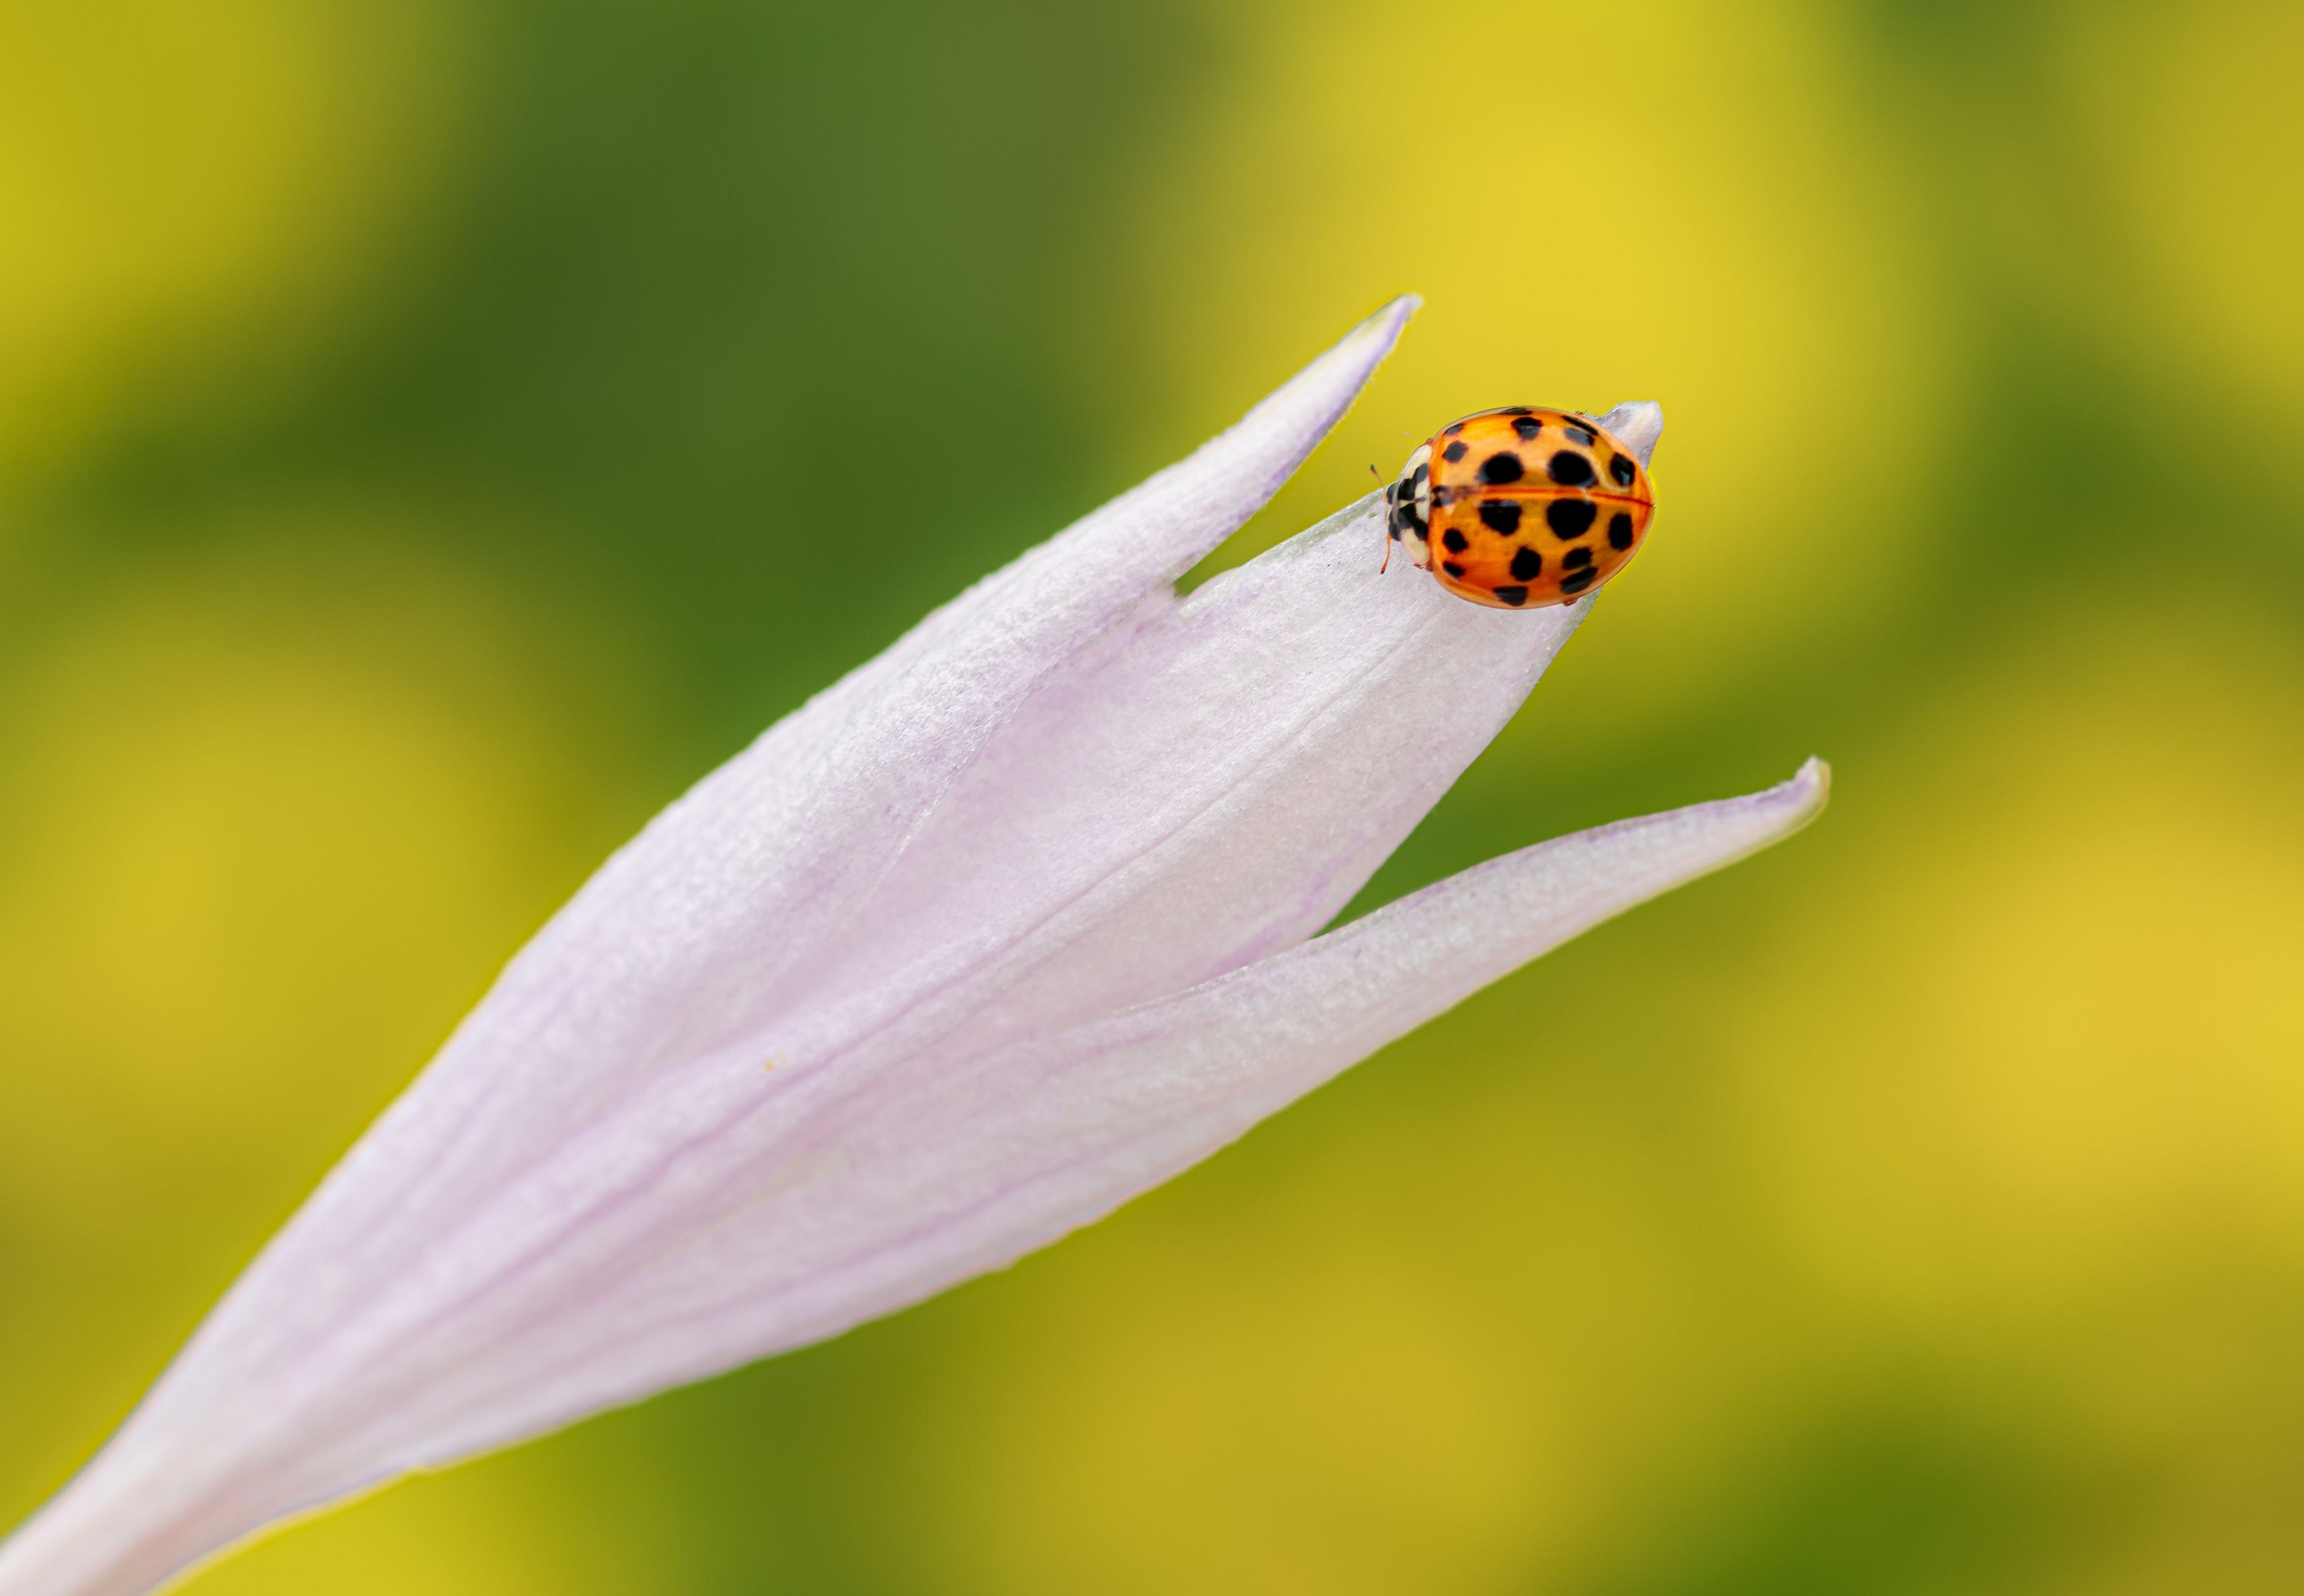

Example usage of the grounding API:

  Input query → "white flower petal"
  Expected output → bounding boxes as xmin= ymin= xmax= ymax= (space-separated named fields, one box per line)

xmin=225 ymin=502 xmax=1590 ymax=1467
xmin=752 ymin=758 xmax=1833 ymax=1342
xmin=235 ymin=304 xmax=1411 ymax=1353
xmin=766 ymin=493 xmax=1587 ymax=1073
xmin=252 ymin=294 xmax=1421 ymax=1335
xmin=307 ymin=760 xmax=1833 ymax=1485
xmin=144 ymin=763 xmax=1827 ymax=1532
xmin=1593 ymin=399 xmax=1664 ymax=467
xmin=0 ymin=302 xmax=1423 ymax=1596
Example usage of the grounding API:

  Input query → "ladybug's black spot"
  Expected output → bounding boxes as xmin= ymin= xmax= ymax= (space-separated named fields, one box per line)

xmin=1412 ymin=461 xmax=1430 ymax=486
xmin=1547 ymin=450 xmax=1597 ymax=487
xmin=1442 ymin=440 xmax=1469 ymax=463
xmin=1511 ymin=415 xmax=1544 ymax=440
xmin=1479 ymin=451 xmax=1525 ymax=485
xmin=1559 ymin=566 xmax=1598 ymax=594
xmin=1389 ymin=523 xmax=1401 ymax=541
xmin=1504 ymin=405 xmax=1533 ymax=416
xmin=1564 ymin=425 xmax=1596 ymax=448
xmin=1609 ymin=511 xmax=1635 ymax=550
xmin=1563 ymin=546 xmax=1594 ymax=569
xmin=1608 ymin=453 xmax=1636 ymax=487
xmin=1510 ymin=546 xmax=1542 ymax=582
xmin=1546 ymin=498 xmax=1598 ymax=538
xmin=1442 ymin=560 xmax=1467 ymax=579
xmin=1444 ymin=421 xmax=1465 ymax=436
xmin=1477 ymin=501 xmax=1522 ymax=534
xmin=1492 ymin=585 xmax=1530 ymax=607
xmin=1442 ymin=527 xmax=1469 ymax=553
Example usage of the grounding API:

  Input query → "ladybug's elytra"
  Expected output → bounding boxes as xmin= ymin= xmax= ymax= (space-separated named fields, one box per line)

xmin=1383 ymin=406 xmax=1655 ymax=609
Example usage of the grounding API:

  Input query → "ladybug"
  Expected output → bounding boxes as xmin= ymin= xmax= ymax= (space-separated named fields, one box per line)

xmin=1383 ymin=406 xmax=1655 ymax=609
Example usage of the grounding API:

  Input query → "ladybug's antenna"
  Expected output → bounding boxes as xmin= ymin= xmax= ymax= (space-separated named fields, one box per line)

xmin=1371 ymin=463 xmax=1391 ymax=571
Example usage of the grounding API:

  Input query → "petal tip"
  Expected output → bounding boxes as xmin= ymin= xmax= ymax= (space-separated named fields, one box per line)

xmin=1596 ymin=401 xmax=1665 ymax=467
xmin=1340 ymin=294 xmax=1421 ymax=364
xmin=1779 ymin=756 xmax=1832 ymax=830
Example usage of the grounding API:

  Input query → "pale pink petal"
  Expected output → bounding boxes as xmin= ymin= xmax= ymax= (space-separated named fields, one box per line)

xmin=765 ymin=496 xmax=1587 ymax=1072
xmin=1593 ymin=399 xmax=1663 ymax=466
xmin=294 ymin=760 xmax=1833 ymax=1476
xmin=741 ymin=758 xmax=1835 ymax=1356
xmin=0 ymin=302 xmax=1418 ymax=1596
xmin=268 ymin=293 xmax=1421 ymax=1316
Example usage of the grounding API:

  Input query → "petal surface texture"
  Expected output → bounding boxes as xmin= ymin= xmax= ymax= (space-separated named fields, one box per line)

xmin=0 ymin=299 xmax=1833 ymax=1596
xmin=0 ymin=296 xmax=1403 ymax=1596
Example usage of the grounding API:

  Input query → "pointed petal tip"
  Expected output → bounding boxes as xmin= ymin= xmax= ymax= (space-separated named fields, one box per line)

xmin=1724 ymin=755 xmax=1829 ymax=865
xmin=1331 ymin=294 xmax=1419 ymax=369
xmin=1597 ymin=400 xmax=1665 ymax=467
xmin=1783 ymin=756 xmax=1832 ymax=824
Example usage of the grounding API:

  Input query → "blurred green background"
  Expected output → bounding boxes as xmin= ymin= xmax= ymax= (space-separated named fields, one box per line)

xmin=3 ymin=0 xmax=2301 ymax=1591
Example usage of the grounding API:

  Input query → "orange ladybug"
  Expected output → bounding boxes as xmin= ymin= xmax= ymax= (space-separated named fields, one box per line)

xmin=1383 ymin=406 xmax=1655 ymax=609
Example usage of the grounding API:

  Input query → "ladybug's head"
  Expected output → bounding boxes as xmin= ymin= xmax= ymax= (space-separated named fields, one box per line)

xmin=1382 ymin=442 xmax=1433 ymax=571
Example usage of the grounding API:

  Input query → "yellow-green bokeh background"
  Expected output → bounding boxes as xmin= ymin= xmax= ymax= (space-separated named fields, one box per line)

xmin=5 ymin=1 xmax=2302 ymax=1590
